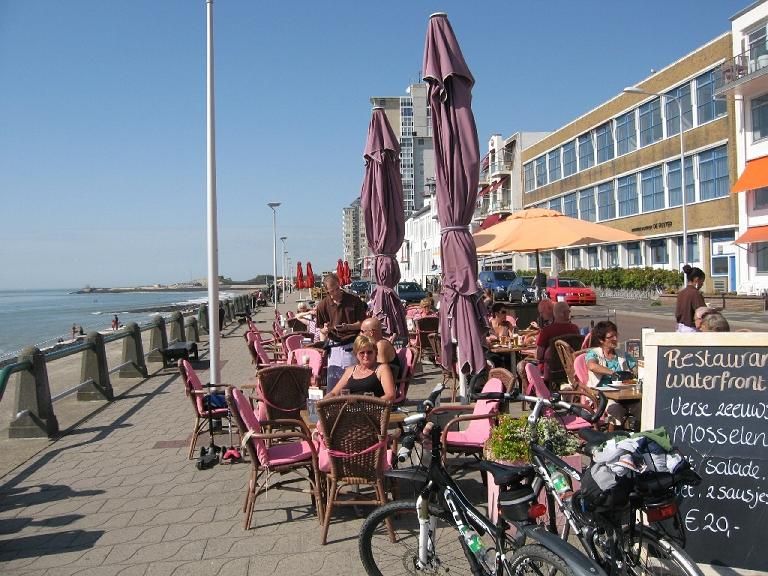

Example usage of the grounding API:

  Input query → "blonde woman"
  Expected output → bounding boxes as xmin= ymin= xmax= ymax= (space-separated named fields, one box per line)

xmin=327 ymin=335 xmax=395 ymax=401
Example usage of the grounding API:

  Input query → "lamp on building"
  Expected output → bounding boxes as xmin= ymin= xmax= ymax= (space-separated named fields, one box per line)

xmin=280 ymin=236 xmax=287 ymax=304
xmin=623 ymin=86 xmax=689 ymax=270
xmin=267 ymin=202 xmax=281 ymax=311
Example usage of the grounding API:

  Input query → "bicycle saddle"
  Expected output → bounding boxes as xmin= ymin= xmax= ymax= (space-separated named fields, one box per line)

xmin=478 ymin=460 xmax=534 ymax=487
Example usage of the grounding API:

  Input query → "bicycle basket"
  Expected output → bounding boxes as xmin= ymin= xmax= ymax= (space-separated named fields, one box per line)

xmin=578 ymin=465 xmax=632 ymax=512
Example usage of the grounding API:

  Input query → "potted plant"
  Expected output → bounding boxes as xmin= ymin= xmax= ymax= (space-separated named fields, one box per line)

xmin=485 ymin=415 xmax=582 ymax=523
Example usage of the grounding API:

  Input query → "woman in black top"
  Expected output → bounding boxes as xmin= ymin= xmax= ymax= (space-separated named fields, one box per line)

xmin=328 ymin=335 xmax=395 ymax=401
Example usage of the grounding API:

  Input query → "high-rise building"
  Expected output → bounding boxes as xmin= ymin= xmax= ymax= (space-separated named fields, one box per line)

xmin=371 ymin=82 xmax=435 ymax=213
xmin=342 ymin=198 xmax=368 ymax=278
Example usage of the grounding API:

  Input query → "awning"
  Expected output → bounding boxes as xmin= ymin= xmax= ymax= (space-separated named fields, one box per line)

xmin=479 ymin=212 xmax=509 ymax=230
xmin=477 ymin=183 xmax=492 ymax=197
xmin=735 ymin=225 xmax=768 ymax=244
xmin=489 ymin=175 xmax=508 ymax=193
xmin=732 ymin=156 xmax=768 ymax=193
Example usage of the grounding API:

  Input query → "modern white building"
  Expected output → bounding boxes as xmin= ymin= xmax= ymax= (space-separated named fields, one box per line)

xmin=718 ymin=0 xmax=768 ymax=294
xmin=399 ymin=182 xmax=440 ymax=286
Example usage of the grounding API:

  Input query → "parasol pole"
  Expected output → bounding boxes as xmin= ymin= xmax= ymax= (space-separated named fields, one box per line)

xmin=205 ymin=0 xmax=221 ymax=387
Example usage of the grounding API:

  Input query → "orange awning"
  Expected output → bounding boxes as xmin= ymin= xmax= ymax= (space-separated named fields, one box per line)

xmin=735 ymin=225 xmax=768 ymax=244
xmin=732 ymin=156 xmax=768 ymax=193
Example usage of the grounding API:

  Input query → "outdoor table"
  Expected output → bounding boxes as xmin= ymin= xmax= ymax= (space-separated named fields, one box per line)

xmin=488 ymin=343 xmax=536 ymax=373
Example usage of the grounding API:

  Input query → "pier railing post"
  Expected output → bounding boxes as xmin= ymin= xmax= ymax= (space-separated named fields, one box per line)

xmin=119 ymin=322 xmax=147 ymax=378
xmin=79 ymin=332 xmax=114 ymax=401
xmin=185 ymin=317 xmax=199 ymax=342
xmin=225 ymin=300 xmax=234 ymax=324
xmin=9 ymin=346 xmax=59 ymax=438
xmin=168 ymin=311 xmax=185 ymax=343
xmin=147 ymin=316 xmax=168 ymax=364
xmin=198 ymin=303 xmax=210 ymax=335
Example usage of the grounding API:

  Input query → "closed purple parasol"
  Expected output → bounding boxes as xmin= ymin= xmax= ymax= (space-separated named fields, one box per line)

xmin=360 ymin=107 xmax=409 ymax=337
xmin=423 ymin=12 xmax=488 ymax=376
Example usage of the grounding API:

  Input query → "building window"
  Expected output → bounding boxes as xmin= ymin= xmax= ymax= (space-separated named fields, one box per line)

xmin=639 ymin=98 xmax=663 ymax=146
xmin=579 ymin=188 xmax=596 ymax=222
xmin=698 ymin=145 xmax=729 ymax=200
xmin=562 ymin=140 xmax=577 ymax=177
xmin=641 ymin=166 xmax=664 ymax=212
xmin=535 ymin=156 xmax=547 ymax=187
xmin=587 ymin=247 xmax=599 ymax=269
xmin=677 ymin=234 xmax=700 ymax=263
xmin=711 ymin=256 xmax=729 ymax=276
xmin=524 ymin=162 xmax=534 ymax=192
xmin=667 ymin=157 xmax=695 ymax=207
xmin=751 ymin=94 xmax=768 ymax=142
xmin=618 ymin=173 xmax=638 ymax=216
xmin=696 ymin=70 xmax=727 ymax=124
xmin=755 ymin=187 xmax=768 ymax=210
xmin=541 ymin=251 xmax=552 ymax=268
xmin=549 ymin=197 xmax=562 ymax=212
xmin=650 ymin=239 xmax=669 ymax=264
xmin=527 ymin=254 xmax=537 ymax=269
xmin=578 ymin=133 xmax=594 ymax=171
xmin=547 ymin=149 xmax=561 ymax=182
xmin=597 ymin=181 xmax=615 ymax=220
xmin=616 ymin=111 xmax=636 ymax=156
xmin=665 ymin=83 xmax=693 ymax=137
xmin=605 ymin=245 xmax=619 ymax=267
xmin=596 ymin=122 xmax=614 ymax=163
xmin=563 ymin=192 xmax=577 ymax=217
xmin=627 ymin=242 xmax=643 ymax=266
xmin=569 ymin=249 xmax=581 ymax=269
xmin=756 ymin=243 xmax=768 ymax=273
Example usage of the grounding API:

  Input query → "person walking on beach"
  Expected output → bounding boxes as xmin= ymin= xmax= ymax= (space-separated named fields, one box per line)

xmin=71 ymin=324 xmax=77 ymax=340
xmin=112 ymin=315 xmax=119 ymax=331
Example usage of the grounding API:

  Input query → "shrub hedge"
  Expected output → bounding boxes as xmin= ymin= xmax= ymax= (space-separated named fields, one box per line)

xmin=514 ymin=267 xmax=682 ymax=291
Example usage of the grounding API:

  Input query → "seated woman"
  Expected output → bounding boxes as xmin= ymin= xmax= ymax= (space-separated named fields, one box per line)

xmin=413 ymin=298 xmax=436 ymax=319
xmin=486 ymin=302 xmax=513 ymax=368
xmin=585 ymin=320 xmax=639 ymax=429
xmin=481 ymin=288 xmax=494 ymax=308
xmin=327 ymin=335 xmax=395 ymax=401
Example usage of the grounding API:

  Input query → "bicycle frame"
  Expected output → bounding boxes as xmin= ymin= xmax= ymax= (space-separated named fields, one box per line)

xmin=387 ymin=412 xmax=607 ymax=576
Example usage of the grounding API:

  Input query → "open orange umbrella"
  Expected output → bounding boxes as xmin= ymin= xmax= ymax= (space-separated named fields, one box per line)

xmin=475 ymin=208 xmax=641 ymax=254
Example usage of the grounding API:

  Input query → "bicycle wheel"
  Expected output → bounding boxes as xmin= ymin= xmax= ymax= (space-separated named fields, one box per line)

xmin=505 ymin=544 xmax=577 ymax=576
xmin=624 ymin=527 xmax=703 ymax=576
xmin=359 ymin=499 xmax=473 ymax=575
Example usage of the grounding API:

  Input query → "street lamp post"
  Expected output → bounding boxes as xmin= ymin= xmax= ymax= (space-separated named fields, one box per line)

xmin=267 ymin=202 xmax=281 ymax=312
xmin=623 ymin=87 xmax=688 ymax=271
xmin=280 ymin=236 xmax=287 ymax=304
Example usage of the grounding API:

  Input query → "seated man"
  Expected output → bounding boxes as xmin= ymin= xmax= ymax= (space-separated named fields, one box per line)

xmin=517 ymin=301 xmax=579 ymax=390
xmin=360 ymin=317 xmax=401 ymax=379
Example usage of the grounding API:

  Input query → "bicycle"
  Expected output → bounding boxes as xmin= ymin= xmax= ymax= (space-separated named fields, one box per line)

xmin=475 ymin=390 xmax=703 ymax=576
xmin=358 ymin=384 xmax=607 ymax=576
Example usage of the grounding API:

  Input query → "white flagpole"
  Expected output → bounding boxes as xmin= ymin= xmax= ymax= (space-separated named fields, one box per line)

xmin=205 ymin=0 xmax=221 ymax=386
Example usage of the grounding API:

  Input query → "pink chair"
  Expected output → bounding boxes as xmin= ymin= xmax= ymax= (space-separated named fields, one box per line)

xmin=287 ymin=347 xmax=326 ymax=388
xmin=573 ymin=352 xmax=589 ymax=387
xmin=438 ymin=378 xmax=504 ymax=463
xmin=250 ymin=334 xmax=287 ymax=368
xmin=283 ymin=333 xmax=304 ymax=356
xmin=525 ymin=363 xmax=592 ymax=431
xmin=179 ymin=359 xmax=230 ymax=460
xmin=227 ymin=386 xmax=322 ymax=529
xmin=393 ymin=346 xmax=416 ymax=405
xmin=581 ymin=332 xmax=593 ymax=349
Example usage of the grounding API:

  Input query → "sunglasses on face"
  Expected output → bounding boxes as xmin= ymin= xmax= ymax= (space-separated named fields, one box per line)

xmin=358 ymin=350 xmax=376 ymax=356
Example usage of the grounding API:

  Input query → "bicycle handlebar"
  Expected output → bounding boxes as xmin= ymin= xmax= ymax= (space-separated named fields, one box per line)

xmin=474 ymin=389 xmax=607 ymax=424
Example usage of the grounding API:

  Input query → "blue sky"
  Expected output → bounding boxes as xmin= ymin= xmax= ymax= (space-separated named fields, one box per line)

xmin=0 ymin=0 xmax=745 ymax=289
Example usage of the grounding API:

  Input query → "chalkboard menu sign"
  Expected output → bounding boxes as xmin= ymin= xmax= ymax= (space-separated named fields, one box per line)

xmin=654 ymin=345 xmax=768 ymax=571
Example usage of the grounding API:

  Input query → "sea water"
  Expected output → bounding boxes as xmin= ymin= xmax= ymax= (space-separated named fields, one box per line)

xmin=0 ymin=289 xmax=239 ymax=361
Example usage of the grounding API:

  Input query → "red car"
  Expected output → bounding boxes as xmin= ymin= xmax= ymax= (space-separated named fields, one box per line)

xmin=545 ymin=278 xmax=597 ymax=306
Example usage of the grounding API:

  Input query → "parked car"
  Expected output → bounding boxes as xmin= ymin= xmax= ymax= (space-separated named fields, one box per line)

xmin=545 ymin=278 xmax=597 ymax=306
xmin=478 ymin=270 xmax=516 ymax=301
xmin=349 ymin=280 xmax=372 ymax=298
xmin=396 ymin=281 xmax=427 ymax=304
xmin=506 ymin=276 xmax=537 ymax=303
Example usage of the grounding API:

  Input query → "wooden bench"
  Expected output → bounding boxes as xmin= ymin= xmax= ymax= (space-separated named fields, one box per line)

xmin=160 ymin=341 xmax=199 ymax=367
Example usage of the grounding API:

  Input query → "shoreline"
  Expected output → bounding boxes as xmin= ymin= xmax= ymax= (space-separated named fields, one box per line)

xmin=72 ymin=284 xmax=263 ymax=294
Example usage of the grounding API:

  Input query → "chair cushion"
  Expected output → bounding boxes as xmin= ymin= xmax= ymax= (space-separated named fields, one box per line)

xmin=267 ymin=440 xmax=314 ymax=467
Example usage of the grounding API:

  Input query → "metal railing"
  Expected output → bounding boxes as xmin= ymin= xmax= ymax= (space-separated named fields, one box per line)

xmin=0 ymin=294 xmax=253 ymax=439
xmin=715 ymin=47 xmax=768 ymax=94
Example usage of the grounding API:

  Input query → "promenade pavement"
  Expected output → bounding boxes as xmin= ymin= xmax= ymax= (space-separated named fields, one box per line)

xmin=0 ymin=297 xmax=476 ymax=576
xmin=1 ymin=292 xmax=763 ymax=575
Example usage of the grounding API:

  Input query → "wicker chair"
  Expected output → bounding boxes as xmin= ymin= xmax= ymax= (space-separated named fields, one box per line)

xmin=254 ymin=364 xmax=311 ymax=422
xmin=488 ymin=367 xmax=516 ymax=392
xmin=427 ymin=332 xmax=458 ymax=402
xmin=413 ymin=316 xmax=439 ymax=364
xmin=178 ymin=359 xmax=230 ymax=460
xmin=226 ymin=386 xmax=322 ymax=529
xmin=315 ymin=395 xmax=394 ymax=545
xmin=287 ymin=317 xmax=309 ymax=332
xmin=542 ymin=333 xmax=584 ymax=390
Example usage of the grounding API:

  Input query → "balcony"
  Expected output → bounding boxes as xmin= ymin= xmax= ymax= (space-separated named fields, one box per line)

xmin=715 ymin=48 xmax=768 ymax=96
